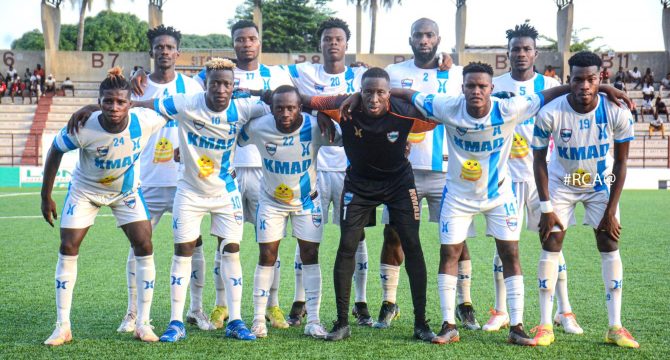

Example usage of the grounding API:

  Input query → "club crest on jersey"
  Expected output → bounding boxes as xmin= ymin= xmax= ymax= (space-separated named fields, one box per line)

xmin=96 ymin=146 xmax=109 ymax=157
xmin=387 ymin=131 xmax=399 ymax=143
xmin=343 ymin=192 xmax=353 ymax=205
xmin=194 ymin=120 xmax=205 ymax=130
xmin=456 ymin=127 xmax=468 ymax=136
xmin=312 ymin=213 xmax=322 ymax=227
xmin=401 ymin=79 xmax=414 ymax=89
xmin=560 ymin=128 xmax=572 ymax=142
xmin=265 ymin=142 xmax=277 ymax=156
xmin=506 ymin=216 xmax=518 ymax=231
xmin=124 ymin=197 xmax=137 ymax=209
xmin=314 ymin=84 xmax=325 ymax=92
xmin=234 ymin=212 xmax=243 ymax=225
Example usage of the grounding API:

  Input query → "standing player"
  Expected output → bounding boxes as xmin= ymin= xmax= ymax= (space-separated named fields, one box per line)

xmin=238 ymin=86 xmax=340 ymax=339
xmin=307 ymin=67 xmax=438 ymax=342
xmin=532 ymin=51 xmax=638 ymax=348
xmin=486 ymin=23 xmax=581 ymax=334
xmin=132 ymin=58 xmax=270 ymax=342
xmin=41 ymin=69 xmax=167 ymax=345
xmin=117 ymin=25 xmax=211 ymax=334
xmin=378 ymin=17 xmax=479 ymax=330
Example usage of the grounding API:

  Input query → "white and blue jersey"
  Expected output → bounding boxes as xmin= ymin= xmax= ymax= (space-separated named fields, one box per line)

xmin=287 ymin=63 xmax=365 ymax=171
xmin=493 ymin=72 xmax=561 ymax=182
xmin=532 ymin=94 xmax=634 ymax=192
xmin=386 ymin=61 xmax=463 ymax=172
xmin=412 ymin=92 xmax=545 ymax=200
xmin=238 ymin=112 xmax=342 ymax=210
xmin=154 ymin=93 xmax=269 ymax=196
xmin=133 ymin=73 xmax=203 ymax=187
xmin=53 ymin=109 xmax=166 ymax=194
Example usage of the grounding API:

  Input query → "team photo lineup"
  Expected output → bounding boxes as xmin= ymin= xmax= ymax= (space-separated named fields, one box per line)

xmin=32 ymin=11 xmax=647 ymax=353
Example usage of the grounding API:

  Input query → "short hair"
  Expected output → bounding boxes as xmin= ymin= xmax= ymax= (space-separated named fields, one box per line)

xmin=361 ymin=67 xmax=390 ymax=83
xmin=231 ymin=20 xmax=259 ymax=38
xmin=568 ymin=51 xmax=602 ymax=70
xmin=147 ymin=25 xmax=182 ymax=48
xmin=411 ymin=18 xmax=439 ymax=34
xmin=505 ymin=23 xmax=539 ymax=45
xmin=316 ymin=17 xmax=351 ymax=41
xmin=271 ymin=85 xmax=301 ymax=103
xmin=99 ymin=67 xmax=131 ymax=96
xmin=205 ymin=58 xmax=235 ymax=74
xmin=463 ymin=62 xmax=494 ymax=77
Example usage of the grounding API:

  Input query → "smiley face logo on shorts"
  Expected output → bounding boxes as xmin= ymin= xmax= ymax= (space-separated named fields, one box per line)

xmin=197 ymin=155 xmax=214 ymax=178
xmin=460 ymin=159 xmax=482 ymax=181
xmin=274 ymin=183 xmax=293 ymax=204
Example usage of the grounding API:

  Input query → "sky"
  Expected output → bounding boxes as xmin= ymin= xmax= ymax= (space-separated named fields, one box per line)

xmin=1 ymin=0 xmax=665 ymax=53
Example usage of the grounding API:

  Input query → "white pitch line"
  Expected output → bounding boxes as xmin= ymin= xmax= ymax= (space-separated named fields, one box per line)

xmin=0 ymin=191 xmax=66 ymax=198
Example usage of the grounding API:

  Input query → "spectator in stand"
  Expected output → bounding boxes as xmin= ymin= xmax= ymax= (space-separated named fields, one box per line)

xmin=614 ymin=66 xmax=627 ymax=83
xmin=544 ymin=65 xmax=556 ymax=78
xmin=629 ymin=66 xmax=642 ymax=89
xmin=649 ymin=112 xmax=666 ymax=138
xmin=6 ymin=65 xmax=17 ymax=83
xmin=660 ymin=72 xmax=670 ymax=98
xmin=0 ymin=79 xmax=6 ymax=104
xmin=613 ymin=76 xmax=626 ymax=92
xmin=642 ymin=67 xmax=654 ymax=85
xmin=44 ymin=74 xmax=56 ymax=96
xmin=655 ymin=96 xmax=669 ymax=122
xmin=642 ymin=79 xmax=655 ymax=102
xmin=61 ymin=77 xmax=75 ymax=96
xmin=28 ymin=75 xmax=40 ymax=104
xmin=10 ymin=74 xmax=24 ymax=104
xmin=600 ymin=67 xmax=610 ymax=84
xmin=22 ymin=68 xmax=31 ymax=88
xmin=640 ymin=85 xmax=655 ymax=121
xmin=34 ymin=64 xmax=45 ymax=93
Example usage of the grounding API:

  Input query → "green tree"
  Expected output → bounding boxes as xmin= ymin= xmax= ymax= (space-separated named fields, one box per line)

xmin=181 ymin=34 xmax=232 ymax=49
xmin=540 ymin=28 xmax=607 ymax=53
xmin=348 ymin=0 xmax=402 ymax=53
xmin=82 ymin=11 xmax=149 ymax=51
xmin=70 ymin=0 xmax=132 ymax=51
xmin=11 ymin=30 xmax=45 ymax=50
xmin=230 ymin=0 xmax=333 ymax=52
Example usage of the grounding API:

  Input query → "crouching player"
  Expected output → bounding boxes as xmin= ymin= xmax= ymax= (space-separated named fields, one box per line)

xmin=238 ymin=86 xmax=340 ymax=339
xmin=531 ymin=51 xmax=638 ymax=348
xmin=41 ymin=68 xmax=168 ymax=345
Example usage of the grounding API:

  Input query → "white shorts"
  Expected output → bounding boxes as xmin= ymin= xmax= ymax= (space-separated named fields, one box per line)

xmin=317 ymin=170 xmax=345 ymax=225
xmin=60 ymin=185 xmax=150 ymax=229
xmin=172 ymin=187 xmax=244 ymax=244
xmin=512 ymin=180 xmax=542 ymax=232
xmin=382 ymin=169 xmax=446 ymax=224
xmin=141 ymin=186 xmax=177 ymax=228
xmin=237 ymin=167 xmax=262 ymax=225
xmin=255 ymin=192 xmax=323 ymax=243
xmin=549 ymin=181 xmax=619 ymax=231
xmin=439 ymin=185 xmax=521 ymax=245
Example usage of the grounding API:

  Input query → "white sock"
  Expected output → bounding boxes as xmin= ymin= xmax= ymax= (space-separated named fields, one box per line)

xmin=493 ymin=252 xmax=506 ymax=312
xmin=135 ymin=254 xmax=156 ymax=325
xmin=293 ymin=245 xmax=305 ymax=302
xmin=55 ymin=254 xmax=78 ymax=325
xmin=379 ymin=263 xmax=400 ymax=304
xmin=438 ymin=274 xmax=457 ymax=324
xmin=268 ymin=256 xmax=281 ymax=308
xmin=601 ymin=250 xmax=623 ymax=327
xmin=505 ymin=275 xmax=525 ymax=326
xmin=538 ymin=250 xmax=559 ymax=325
xmin=457 ymin=260 xmax=472 ymax=304
xmin=354 ymin=239 xmax=368 ymax=303
xmin=189 ymin=245 xmax=205 ymax=313
xmin=125 ymin=248 xmax=137 ymax=315
xmin=169 ymin=255 xmax=192 ymax=322
xmin=303 ymin=264 xmax=322 ymax=324
xmin=555 ymin=251 xmax=572 ymax=314
xmin=253 ymin=265 xmax=274 ymax=321
xmin=214 ymin=252 xmax=227 ymax=307
xmin=221 ymin=251 xmax=243 ymax=321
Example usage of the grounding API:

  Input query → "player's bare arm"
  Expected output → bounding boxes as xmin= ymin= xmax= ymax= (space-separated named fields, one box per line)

xmin=40 ymin=144 xmax=65 ymax=227
xmin=533 ymin=147 xmax=565 ymax=242
xmin=597 ymin=141 xmax=629 ymax=241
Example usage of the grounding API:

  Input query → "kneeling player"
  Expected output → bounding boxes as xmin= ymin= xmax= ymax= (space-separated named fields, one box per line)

xmin=238 ymin=86 xmax=340 ymax=338
xmin=532 ymin=51 xmax=638 ymax=348
xmin=41 ymin=68 xmax=168 ymax=345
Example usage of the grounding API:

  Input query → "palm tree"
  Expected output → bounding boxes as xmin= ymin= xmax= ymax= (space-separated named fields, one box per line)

xmin=349 ymin=0 xmax=402 ymax=53
xmin=70 ymin=0 xmax=115 ymax=51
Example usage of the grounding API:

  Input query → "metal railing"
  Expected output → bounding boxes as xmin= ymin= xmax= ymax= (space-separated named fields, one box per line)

xmin=0 ymin=133 xmax=40 ymax=167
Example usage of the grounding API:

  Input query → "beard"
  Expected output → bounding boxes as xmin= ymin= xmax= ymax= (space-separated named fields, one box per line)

xmin=412 ymin=45 xmax=438 ymax=64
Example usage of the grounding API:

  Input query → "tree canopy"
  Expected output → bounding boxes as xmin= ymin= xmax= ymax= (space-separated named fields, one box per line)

xmin=230 ymin=0 xmax=333 ymax=52
xmin=180 ymin=34 xmax=232 ymax=49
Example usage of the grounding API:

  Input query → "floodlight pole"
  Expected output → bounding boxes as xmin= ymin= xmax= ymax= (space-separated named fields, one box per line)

xmin=149 ymin=0 xmax=165 ymax=28
xmin=41 ymin=0 xmax=63 ymax=76
xmin=556 ymin=0 xmax=573 ymax=82
xmin=662 ymin=1 xmax=670 ymax=69
xmin=455 ymin=0 xmax=466 ymax=64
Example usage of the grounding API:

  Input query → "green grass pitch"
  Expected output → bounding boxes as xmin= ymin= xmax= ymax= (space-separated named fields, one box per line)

xmin=0 ymin=188 xmax=668 ymax=359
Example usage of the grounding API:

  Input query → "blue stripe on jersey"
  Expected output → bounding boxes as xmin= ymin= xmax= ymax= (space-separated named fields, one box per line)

xmin=121 ymin=164 xmax=135 ymax=194
xmin=615 ymin=136 xmax=634 ymax=143
xmin=344 ymin=67 xmax=355 ymax=81
xmin=227 ymin=101 xmax=239 ymax=123
xmin=60 ymin=134 xmax=77 ymax=151
xmin=437 ymin=70 xmax=449 ymax=79
xmin=239 ymin=126 xmax=250 ymax=142
xmin=300 ymin=115 xmax=312 ymax=142
xmin=259 ymin=64 xmax=271 ymax=78
xmin=61 ymin=183 xmax=72 ymax=219
xmin=176 ymin=73 xmax=185 ymax=94
xmin=197 ymin=69 xmax=206 ymax=82
xmin=431 ymin=124 xmax=445 ymax=171
xmin=490 ymin=101 xmax=503 ymax=126
xmin=128 ymin=113 xmax=141 ymax=139
xmin=533 ymin=125 xmax=550 ymax=139
xmin=299 ymin=172 xmax=314 ymax=210
xmin=533 ymin=73 xmax=545 ymax=92
xmin=52 ymin=138 xmax=65 ymax=153
xmin=288 ymin=64 xmax=299 ymax=78
xmin=219 ymin=150 xmax=237 ymax=193
xmin=594 ymin=158 xmax=607 ymax=192
xmin=595 ymin=95 xmax=607 ymax=125
xmin=487 ymin=151 xmax=501 ymax=199
xmin=421 ymin=94 xmax=435 ymax=117
xmin=163 ymin=97 xmax=179 ymax=116
xmin=137 ymin=187 xmax=151 ymax=220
